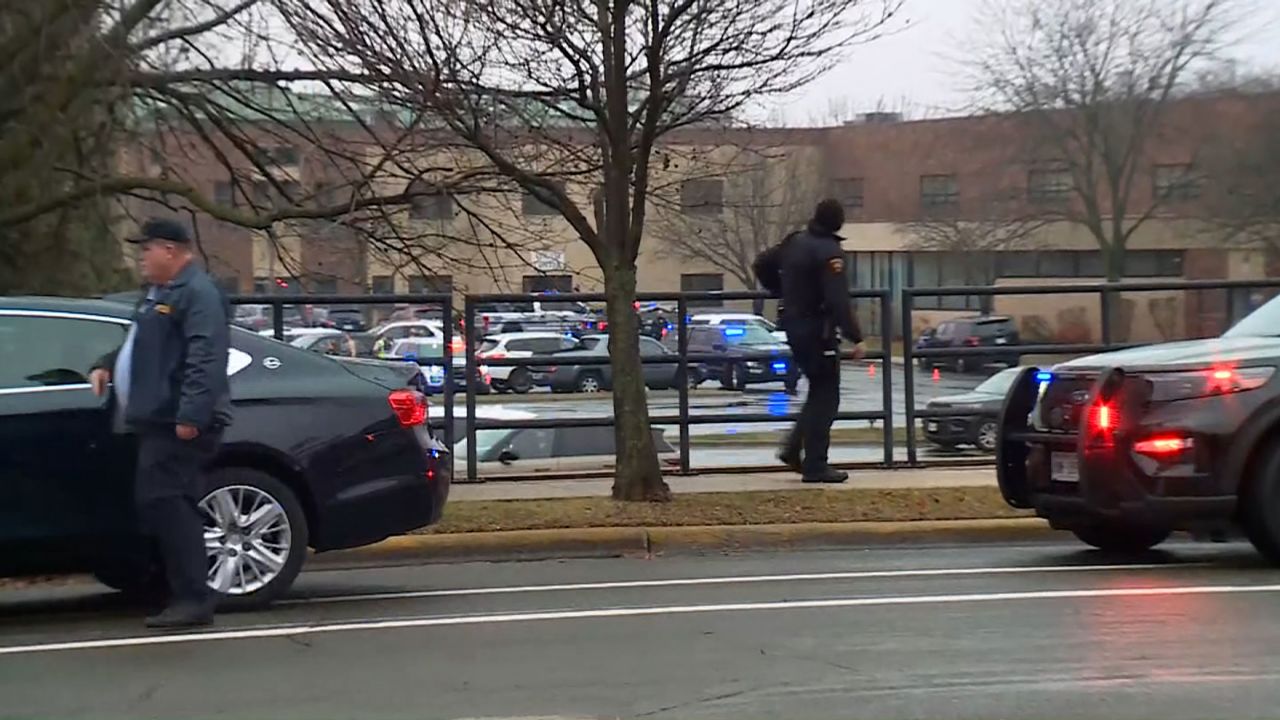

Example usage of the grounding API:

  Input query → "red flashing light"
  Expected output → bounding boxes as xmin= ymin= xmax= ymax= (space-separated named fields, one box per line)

xmin=1212 ymin=369 xmax=1233 ymax=381
xmin=388 ymin=389 xmax=428 ymax=426
xmin=1090 ymin=402 xmax=1114 ymax=432
xmin=1134 ymin=436 xmax=1195 ymax=457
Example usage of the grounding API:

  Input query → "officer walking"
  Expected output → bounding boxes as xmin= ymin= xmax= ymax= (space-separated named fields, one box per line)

xmin=90 ymin=218 xmax=232 ymax=628
xmin=754 ymin=199 xmax=864 ymax=483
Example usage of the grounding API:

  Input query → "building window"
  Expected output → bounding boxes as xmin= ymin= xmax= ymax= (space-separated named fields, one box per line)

xmin=910 ymin=252 xmax=990 ymax=310
xmin=833 ymin=177 xmax=865 ymax=209
xmin=310 ymin=278 xmax=338 ymax=294
xmin=214 ymin=181 xmax=235 ymax=207
xmin=370 ymin=275 xmax=394 ymax=294
xmin=1124 ymin=250 xmax=1183 ymax=277
xmin=920 ymin=174 xmax=958 ymax=208
xmin=1027 ymin=168 xmax=1072 ymax=203
xmin=522 ymin=275 xmax=573 ymax=293
xmin=1153 ymin=164 xmax=1202 ymax=201
xmin=681 ymin=272 xmax=724 ymax=308
xmin=252 ymin=145 xmax=301 ymax=167
xmin=410 ymin=192 xmax=454 ymax=221
xmin=408 ymin=275 xmax=453 ymax=294
xmin=680 ymin=179 xmax=725 ymax=215
xmin=522 ymin=181 xmax=565 ymax=216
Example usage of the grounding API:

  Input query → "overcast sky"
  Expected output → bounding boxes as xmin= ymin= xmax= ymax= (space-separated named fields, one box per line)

xmin=773 ymin=0 xmax=1280 ymax=125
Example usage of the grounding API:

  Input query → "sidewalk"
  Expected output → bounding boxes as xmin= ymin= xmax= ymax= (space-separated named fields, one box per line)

xmin=451 ymin=466 xmax=996 ymax=501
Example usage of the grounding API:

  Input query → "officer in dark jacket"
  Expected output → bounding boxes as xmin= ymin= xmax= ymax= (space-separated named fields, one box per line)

xmin=754 ymin=199 xmax=863 ymax=483
xmin=90 ymin=218 xmax=232 ymax=629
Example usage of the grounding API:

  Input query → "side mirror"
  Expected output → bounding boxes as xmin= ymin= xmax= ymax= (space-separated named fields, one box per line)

xmin=498 ymin=448 xmax=519 ymax=465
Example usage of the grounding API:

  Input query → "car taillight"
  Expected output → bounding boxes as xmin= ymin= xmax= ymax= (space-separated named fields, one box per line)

xmin=482 ymin=351 xmax=507 ymax=360
xmin=965 ymin=336 xmax=980 ymax=346
xmin=1134 ymin=436 xmax=1195 ymax=458
xmin=388 ymin=389 xmax=428 ymax=426
xmin=1088 ymin=402 xmax=1114 ymax=434
xmin=450 ymin=338 xmax=466 ymax=353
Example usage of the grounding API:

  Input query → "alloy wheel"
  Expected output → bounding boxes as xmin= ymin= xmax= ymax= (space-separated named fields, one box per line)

xmin=199 ymin=484 xmax=293 ymax=595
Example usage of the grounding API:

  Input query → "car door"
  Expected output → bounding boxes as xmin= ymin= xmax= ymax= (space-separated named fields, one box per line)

xmin=0 ymin=311 xmax=135 ymax=544
xmin=638 ymin=336 xmax=673 ymax=387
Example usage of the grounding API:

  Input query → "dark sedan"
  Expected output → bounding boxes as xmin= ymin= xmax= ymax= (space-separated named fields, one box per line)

xmin=0 ymin=296 xmax=451 ymax=608
xmin=923 ymin=366 xmax=1022 ymax=453
xmin=530 ymin=334 xmax=688 ymax=393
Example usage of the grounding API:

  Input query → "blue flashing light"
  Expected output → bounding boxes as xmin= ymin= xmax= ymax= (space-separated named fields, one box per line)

xmin=723 ymin=327 xmax=746 ymax=337
xmin=1035 ymin=371 xmax=1053 ymax=382
xmin=772 ymin=361 xmax=788 ymax=372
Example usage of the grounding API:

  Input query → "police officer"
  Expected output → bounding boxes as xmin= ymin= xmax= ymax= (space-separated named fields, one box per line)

xmin=754 ymin=199 xmax=864 ymax=483
xmin=90 ymin=218 xmax=232 ymax=628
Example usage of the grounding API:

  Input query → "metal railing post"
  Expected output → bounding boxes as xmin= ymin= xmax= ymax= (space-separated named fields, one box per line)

xmin=271 ymin=301 xmax=284 ymax=341
xmin=442 ymin=295 xmax=455 ymax=479
xmin=900 ymin=290 xmax=918 ymax=465
xmin=676 ymin=296 xmax=691 ymax=475
xmin=1099 ymin=284 xmax=1114 ymax=347
xmin=879 ymin=290 xmax=894 ymax=466
xmin=464 ymin=296 xmax=479 ymax=483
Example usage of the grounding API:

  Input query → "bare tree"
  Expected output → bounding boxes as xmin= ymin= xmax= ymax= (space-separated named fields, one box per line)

xmin=1196 ymin=81 xmax=1280 ymax=248
xmin=0 ymin=0 xmax=546 ymax=294
xmin=967 ymin=0 xmax=1242 ymax=279
xmin=649 ymin=143 xmax=824 ymax=313
xmin=280 ymin=0 xmax=904 ymax=501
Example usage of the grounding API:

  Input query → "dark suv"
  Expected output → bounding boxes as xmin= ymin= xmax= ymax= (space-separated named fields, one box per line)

xmin=917 ymin=315 xmax=1020 ymax=372
xmin=996 ymin=292 xmax=1280 ymax=560
xmin=671 ymin=324 xmax=791 ymax=391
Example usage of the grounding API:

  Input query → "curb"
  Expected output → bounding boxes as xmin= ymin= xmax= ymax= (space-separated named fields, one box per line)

xmin=309 ymin=518 xmax=1054 ymax=569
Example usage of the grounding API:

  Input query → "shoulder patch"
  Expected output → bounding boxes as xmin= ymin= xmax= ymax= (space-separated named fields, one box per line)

xmin=827 ymin=257 xmax=845 ymax=274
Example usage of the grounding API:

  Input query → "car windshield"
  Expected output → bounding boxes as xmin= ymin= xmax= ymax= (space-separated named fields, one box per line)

xmin=721 ymin=325 xmax=775 ymax=345
xmin=1223 ymin=292 xmax=1280 ymax=338
xmin=975 ymin=368 xmax=1020 ymax=395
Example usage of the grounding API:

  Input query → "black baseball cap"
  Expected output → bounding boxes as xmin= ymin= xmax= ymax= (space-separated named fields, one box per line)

xmin=128 ymin=217 xmax=192 ymax=245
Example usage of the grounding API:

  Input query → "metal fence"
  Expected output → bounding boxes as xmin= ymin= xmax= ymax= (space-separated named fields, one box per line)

xmin=229 ymin=278 xmax=1280 ymax=482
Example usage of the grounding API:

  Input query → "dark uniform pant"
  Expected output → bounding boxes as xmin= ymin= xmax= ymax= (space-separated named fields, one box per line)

xmin=135 ymin=428 xmax=221 ymax=607
xmin=782 ymin=341 xmax=841 ymax=475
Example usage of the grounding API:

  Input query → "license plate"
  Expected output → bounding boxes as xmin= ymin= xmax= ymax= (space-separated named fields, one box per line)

xmin=1051 ymin=453 xmax=1079 ymax=483
xmin=925 ymin=421 xmax=939 ymax=432
xmin=995 ymin=337 xmax=1008 ymax=344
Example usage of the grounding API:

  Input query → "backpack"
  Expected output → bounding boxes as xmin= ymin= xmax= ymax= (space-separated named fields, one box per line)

xmin=753 ymin=231 xmax=799 ymax=297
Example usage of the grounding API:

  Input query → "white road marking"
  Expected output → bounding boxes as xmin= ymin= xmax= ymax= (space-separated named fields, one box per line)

xmin=3 ymin=581 xmax=1277 ymax=657
xmin=284 ymin=562 xmax=1206 ymax=606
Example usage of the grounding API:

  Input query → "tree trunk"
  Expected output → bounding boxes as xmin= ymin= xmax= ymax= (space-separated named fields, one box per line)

xmin=603 ymin=261 xmax=671 ymax=502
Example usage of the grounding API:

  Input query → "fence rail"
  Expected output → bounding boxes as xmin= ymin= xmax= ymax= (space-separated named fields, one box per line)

xmin=227 ymin=277 xmax=1280 ymax=481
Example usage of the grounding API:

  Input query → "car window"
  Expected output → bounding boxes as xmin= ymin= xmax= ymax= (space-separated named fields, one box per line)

xmin=935 ymin=322 xmax=954 ymax=338
xmin=638 ymin=337 xmax=667 ymax=356
xmin=508 ymin=428 xmax=555 ymax=460
xmin=577 ymin=337 xmax=604 ymax=351
xmin=0 ymin=315 xmax=127 ymax=390
xmin=722 ymin=325 xmax=775 ymax=345
xmin=976 ymin=367 xmax=1021 ymax=395
xmin=556 ymin=426 xmax=613 ymax=457
xmin=976 ymin=320 xmax=1012 ymax=337
xmin=507 ymin=339 xmax=537 ymax=352
xmin=478 ymin=339 xmax=501 ymax=354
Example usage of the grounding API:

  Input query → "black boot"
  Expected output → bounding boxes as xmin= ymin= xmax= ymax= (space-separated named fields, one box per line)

xmin=777 ymin=448 xmax=802 ymax=473
xmin=146 ymin=600 xmax=215 ymax=629
xmin=802 ymin=468 xmax=848 ymax=484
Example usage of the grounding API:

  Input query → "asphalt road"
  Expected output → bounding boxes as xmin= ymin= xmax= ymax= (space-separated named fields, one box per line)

xmin=4 ymin=540 xmax=1280 ymax=719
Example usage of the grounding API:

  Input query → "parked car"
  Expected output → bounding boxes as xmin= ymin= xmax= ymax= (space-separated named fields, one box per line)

xmin=671 ymin=324 xmax=791 ymax=391
xmin=0 ymin=296 xmax=451 ymax=607
xmin=916 ymin=315 xmax=1020 ymax=373
xmin=923 ymin=366 xmax=1023 ymax=453
xmin=473 ymin=300 xmax=594 ymax=336
xmin=690 ymin=313 xmax=788 ymax=343
xmin=389 ymin=337 xmax=492 ymax=395
xmin=370 ymin=320 xmax=458 ymax=358
xmin=529 ymin=334 xmax=690 ymax=393
xmin=327 ymin=307 xmax=369 ymax=332
xmin=476 ymin=332 xmax=580 ymax=394
xmin=437 ymin=406 xmax=680 ymax=476
xmin=235 ymin=304 xmax=331 ymax=332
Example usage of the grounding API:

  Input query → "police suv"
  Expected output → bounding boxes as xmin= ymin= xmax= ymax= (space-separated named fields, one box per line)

xmin=997 ymin=291 xmax=1280 ymax=560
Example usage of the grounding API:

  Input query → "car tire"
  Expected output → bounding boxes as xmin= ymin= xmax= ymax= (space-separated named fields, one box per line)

xmin=975 ymin=421 xmax=998 ymax=453
xmin=200 ymin=468 xmax=309 ymax=610
xmin=1243 ymin=442 xmax=1280 ymax=564
xmin=576 ymin=371 xmax=603 ymax=393
xmin=720 ymin=363 xmax=746 ymax=391
xmin=508 ymin=367 xmax=533 ymax=394
xmin=1070 ymin=522 xmax=1171 ymax=553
